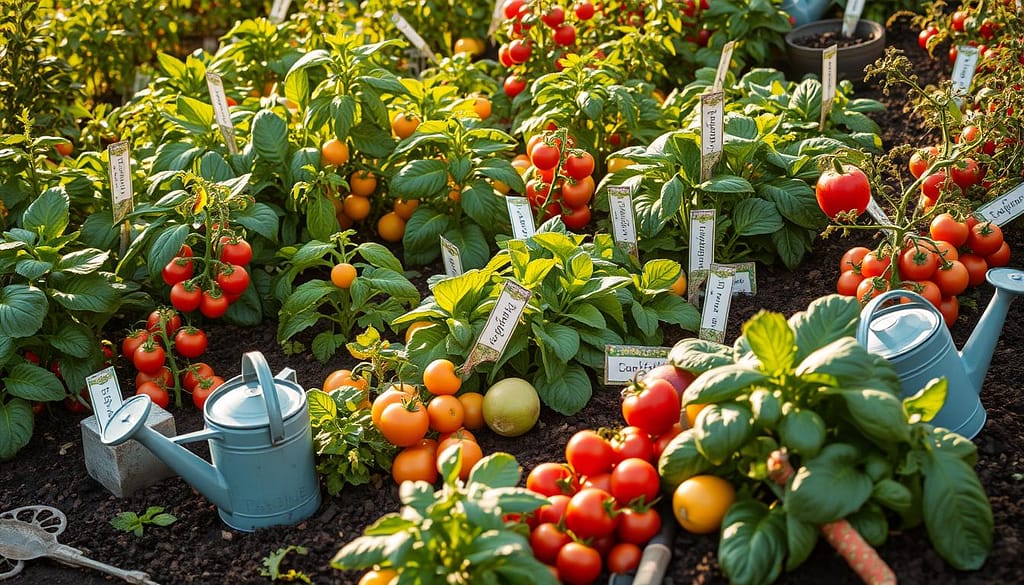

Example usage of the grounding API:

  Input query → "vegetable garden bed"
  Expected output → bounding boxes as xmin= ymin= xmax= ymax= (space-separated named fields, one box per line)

xmin=2 ymin=5 xmax=1023 ymax=585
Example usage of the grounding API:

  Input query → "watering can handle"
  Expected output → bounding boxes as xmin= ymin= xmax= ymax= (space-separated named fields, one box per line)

xmin=241 ymin=351 xmax=285 ymax=444
xmin=855 ymin=289 xmax=941 ymax=345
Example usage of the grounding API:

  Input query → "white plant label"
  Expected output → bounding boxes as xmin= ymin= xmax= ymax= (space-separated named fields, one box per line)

xmin=699 ymin=264 xmax=736 ymax=343
xmin=439 ymin=235 xmax=464 ymax=277
xmin=132 ymin=70 xmax=150 ymax=95
xmin=700 ymin=91 xmax=725 ymax=182
xmin=713 ymin=41 xmax=736 ymax=91
xmin=687 ymin=208 xmax=716 ymax=305
xmin=842 ymin=0 xmax=865 ymax=37
xmin=506 ymin=196 xmax=537 ymax=240
xmin=463 ymin=280 xmax=532 ymax=374
xmin=820 ymin=45 xmax=838 ymax=128
xmin=205 ymin=72 xmax=238 ymax=154
xmin=107 ymin=140 xmax=134 ymax=223
xmin=269 ymin=0 xmax=292 ymax=22
xmin=391 ymin=12 xmax=438 ymax=64
xmin=976 ymin=182 xmax=1024 ymax=226
xmin=727 ymin=261 xmax=756 ymax=296
xmin=603 ymin=345 xmax=671 ymax=385
xmin=607 ymin=185 xmax=639 ymax=259
xmin=951 ymin=45 xmax=980 ymax=100
xmin=866 ymin=196 xmax=896 ymax=237
xmin=86 ymin=366 xmax=124 ymax=433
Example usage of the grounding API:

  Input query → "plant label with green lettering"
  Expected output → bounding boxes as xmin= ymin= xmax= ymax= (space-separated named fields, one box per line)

xmin=820 ymin=45 xmax=838 ymax=128
xmin=86 ymin=366 xmax=123 ymax=433
xmin=699 ymin=264 xmax=735 ymax=343
xmin=603 ymin=345 xmax=671 ymax=385
xmin=108 ymin=140 xmax=134 ymax=223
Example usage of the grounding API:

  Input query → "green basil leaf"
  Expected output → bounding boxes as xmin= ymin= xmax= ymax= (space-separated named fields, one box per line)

xmin=837 ymin=388 xmax=911 ymax=445
xmin=795 ymin=337 xmax=874 ymax=387
xmin=788 ymin=294 xmax=861 ymax=363
xmin=847 ymin=501 xmax=888 ymax=547
xmin=657 ymin=428 xmax=710 ymax=492
xmin=718 ymin=499 xmax=786 ymax=585
xmin=682 ymin=364 xmax=767 ymax=405
xmin=668 ymin=338 xmax=735 ymax=373
xmin=872 ymin=478 xmax=913 ymax=514
xmin=785 ymin=514 xmax=818 ymax=572
xmin=903 ymin=377 xmax=947 ymax=423
xmin=922 ymin=448 xmax=993 ymax=570
xmin=467 ymin=453 xmax=522 ymax=490
xmin=534 ymin=363 xmax=590 ymax=416
xmin=785 ymin=443 xmax=872 ymax=524
xmin=741 ymin=310 xmax=795 ymax=375
xmin=694 ymin=402 xmax=754 ymax=466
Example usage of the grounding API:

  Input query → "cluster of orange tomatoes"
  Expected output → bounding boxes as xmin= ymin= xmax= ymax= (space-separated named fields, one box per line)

xmin=514 ymin=130 xmax=596 ymax=230
xmin=836 ymin=213 xmax=1010 ymax=325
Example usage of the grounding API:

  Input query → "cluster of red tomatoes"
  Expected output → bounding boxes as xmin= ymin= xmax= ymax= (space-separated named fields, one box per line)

xmin=497 ymin=0 xmax=596 ymax=98
xmin=909 ymin=133 xmax=988 ymax=209
xmin=519 ymin=365 xmax=696 ymax=583
xmin=835 ymin=213 xmax=1009 ymax=325
xmin=122 ymin=308 xmax=224 ymax=410
xmin=515 ymin=130 xmax=596 ymax=230
xmin=162 ymin=235 xmax=253 ymax=319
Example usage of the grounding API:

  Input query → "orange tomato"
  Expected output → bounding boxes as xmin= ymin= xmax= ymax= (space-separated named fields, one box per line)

xmin=55 ymin=141 xmax=73 ymax=157
xmin=683 ymin=402 xmax=707 ymax=428
xmin=377 ymin=211 xmax=406 ymax=243
xmin=392 ymin=443 xmax=438 ymax=485
xmin=324 ymin=368 xmax=368 ymax=392
xmin=457 ymin=392 xmax=485 ymax=430
xmin=391 ymin=112 xmax=420 ymax=139
xmin=606 ymin=157 xmax=634 ymax=173
xmin=371 ymin=390 xmax=408 ymax=428
xmin=330 ymin=263 xmax=357 ymax=288
xmin=393 ymin=199 xmax=419 ymax=220
xmin=427 ymin=394 xmax=465 ymax=434
xmin=423 ymin=358 xmax=462 ymax=395
xmin=343 ymin=194 xmax=371 ymax=221
xmin=438 ymin=428 xmax=477 ymax=445
xmin=359 ymin=568 xmax=398 ymax=585
xmin=321 ymin=138 xmax=350 ymax=166
xmin=379 ymin=398 xmax=429 ymax=447
xmin=436 ymin=438 xmax=483 ymax=481
xmin=350 ymin=170 xmax=377 ymax=197
xmin=672 ymin=475 xmax=736 ymax=534
xmin=473 ymin=96 xmax=492 ymax=119
xmin=670 ymin=271 xmax=688 ymax=296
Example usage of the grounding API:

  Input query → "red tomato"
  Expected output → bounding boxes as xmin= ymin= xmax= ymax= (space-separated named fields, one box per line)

xmin=541 ymin=6 xmax=565 ymax=27
xmin=610 ymin=427 xmax=655 ymax=463
xmin=839 ymin=246 xmax=871 ymax=273
xmin=815 ymin=165 xmax=871 ymax=219
xmin=136 ymin=381 xmax=170 ymax=409
xmin=621 ymin=378 xmax=680 ymax=437
xmin=967 ymin=222 xmax=1004 ymax=257
xmin=561 ymin=205 xmax=591 ymax=230
xmin=531 ymin=144 xmax=561 ymax=171
xmin=652 ymin=423 xmax=683 ymax=459
xmin=939 ymin=296 xmax=959 ymax=327
xmin=566 ymin=430 xmax=615 ymax=478
xmin=950 ymin=158 xmax=983 ymax=191
xmin=951 ymin=10 xmax=967 ymax=32
xmin=200 ymin=290 xmax=230 ymax=318
xmin=836 ymin=269 xmax=865 ymax=296
xmin=563 ymin=151 xmax=595 ymax=180
xmin=174 ymin=327 xmax=208 ymax=359
xmin=192 ymin=379 xmax=221 ymax=409
xmin=610 ymin=458 xmax=660 ymax=506
xmin=902 ymin=280 xmax=942 ymax=308
xmin=537 ymin=494 xmax=571 ymax=525
xmin=504 ymin=74 xmax=527 ymax=98
xmin=917 ymin=26 xmax=939 ymax=50
xmin=860 ymin=251 xmax=891 ymax=278
xmin=136 ymin=366 xmax=173 ymax=389
xmin=581 ymin=472 xmax=612 ymax=493
xmin=508 ymin=39 xmax=531 ymax=64
xmin=607 ymin=542 xmax=643 ymax=574
xmin=219 ymin=237 xmax=252 ymax=266
xmin=170 ymin=281 xmax=202 ymax=312
xmin=986 ymin=241 xmax=1011 ymax=267
xmin=642 ymin=364 xmax=695 ymax=398
xmin=527 ymin=462 xmax=579 ymax=497
xmin=929 ymin=213 xmax=969 ymax=247
xmin=616 ymin=506 xmax=662 ymax=545
xmin=920 ymin=172 xmax=953 ymax=206
xmin=564 ymin=487 xmax=618 ymax=540
xmin=553 ymin=23 xmax=576 ymax=46
xmin=574 ymin=1 xmax=595 ymax=20
xmin=122 ymin=329 xmax=150 ymax=359
xmin=216 ymin=264 xmax=250 ymax=295
xmin=182 ymin=362 xmax=216 ymax=391
xmin=161 ymin=257 xmax=194 ymax=286
xmin=960 ymin=253 xmax=988 ymax=287
xmin=898 ymin=246 xmax=939 ymax=281
xmin=133 ymin=343 xmax=166 ymax=375
xmin=146 ymin=308 xmax=182 ymax=336
xmin=561 ymin=176 xmax=595 ymax=208
xmin=530 ymin=523 xmax=571 ymax=565
xmin=556 ymin=542 xmax=602 ymax=585
xmin=908 ymin=146 xmax=938 ymax=178
xmin=932 ymin=261 xmax=970 ymax=297
xmin=856 ymin=277 xmax=889 ymax=304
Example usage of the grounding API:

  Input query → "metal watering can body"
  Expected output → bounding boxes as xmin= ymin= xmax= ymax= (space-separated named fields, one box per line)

xmin=102 ymin=352 xmax=321 ymax=532
xmin=857 ymin=268 xmax=1024 ymax=439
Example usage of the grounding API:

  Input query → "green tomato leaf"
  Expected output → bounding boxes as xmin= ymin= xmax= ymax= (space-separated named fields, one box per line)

xmin=467 ymin=452 xmax=522 ymax=490
xmin=306 ymin=389 xmax=338 ymax=423
xmin=694 ymin=402 xmax=754 ymax=466
xmin=732 ymin=197 xmax=784 ymax=236
xmin=402 ymin=207 xmax=451 ymax=266
xmin=786 ymin=443 xmax=872 ymax=524
xmin=0 ymin=285 xmax=47 ymax=338
xmin=921 ymin=446 xmax=993 ymax=570
xmin=0 ymin=399 xmax=34 ymax=461
xmin=4 ymin=363 xmax=65 ymax=402
xmin=23 ymin=187 xmax=69 ymax=240
xmin=534 ymin=362 xmax=591 ymax=415
xmin=390 ymin=159 xmax=449 ymax=201
xmin=718 ymin=499 xmax=786 ymax=585
xmin=532 ymin=321 xmax=579 ymax=363
xmin=49 ymin=274 xmax=119 ymax=313
xmin=56 ymin=249 xmax=110 ymax=275
xmin=356 ymin=242 xmax=403 ymax=273
xmin=234 ymin=202 xmax=279 ymax=241
xmin=330 ymin=531 xmax=410 ymax=570
xmin=740 ymin=310 xmax=795 ymax=375
xmin=50 ymin=322 xmax=94 ymax=358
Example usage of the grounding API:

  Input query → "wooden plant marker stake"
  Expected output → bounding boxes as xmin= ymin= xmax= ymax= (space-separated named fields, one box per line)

xmin=699 ymin=263 xmax=736 ymax=343
xmin=107 ymin=140 xmax=134 ymax=255
xmin=206 ymin=72 xmax=238 ymax=154
xmin=607 ymin=185 xmax=639 ymax=260
xmin=391 ymin=12 xmax=438 ymax=64
xmin=820 ymin=45 xmax=838 ymax=129
xmin=439 ymin=235 xmax=464 ymax=277
xmin=712 ymin=41 xmax=736 ymax=92
xmin=687 ymin=209 xmax=716 ymax=307
xmin=700 ymin=91 xmax=725 ymax=182
xmin=462 ymin=281 xmax=532 ymax=374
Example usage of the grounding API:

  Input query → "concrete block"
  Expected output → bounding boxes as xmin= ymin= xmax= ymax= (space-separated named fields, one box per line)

xmin=80 ymin=405 xmax=177 ymax=497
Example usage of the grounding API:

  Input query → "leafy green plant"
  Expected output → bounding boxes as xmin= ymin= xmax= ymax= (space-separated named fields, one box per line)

xmin=260 ymin=545 xmax=311 ymax=584
xmin=110 ymin=506 xmax=177 ymax=537
xmin=397 ymin=227 xmax=698 ymax=414
xmin=659 ymin=294 xmax=993 ymax=584
xmin=273 ymin=233 xmax=419 ymax=362
xmin=331 ymin=451 xmax=558 ymax=584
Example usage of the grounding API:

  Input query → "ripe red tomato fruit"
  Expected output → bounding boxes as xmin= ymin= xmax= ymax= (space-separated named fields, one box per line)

xmin=192 ymin=376 xmax=223 ymax=409
xmin=174 ymin=327 xmax=208 ymax=359
xmin=553 ymin=23 xmax=577 ymax=46
xmin=950 ymin=158 xmax=983 ymax=190
xmin=219 ymin=237 xmax=252 ymax=266
xmin=967 ymin=222 xmax=1004 ymax=257
xmin=815 ymin=165 xmax=871 ymax=219
xmin=537 ymin=493 xmax=571 ymax=525
xmin=933 ymin=261 xmax=970 ymax=297
xmin=574 ymin=1 xmax=595 ymax=20
xmin=607 ymin=542 xmax=643 ymax=574
xmin=564 ymin=487 xmax=618 ymax=540
xmin=856 ymin=276 xmax=889 ymax=304
xmin=182 ymin=362 xmax=215 ymax=392
xmin=504 ymin=75 xmax=527 ymax=98
xmin=610 ymin=426 xmax=655 ymax=463
xmin=565 ymin=430 xmax=615 ymax=477
xmin=146 ymin=308 xmax=182 ymax=336
xmin=960 ymin=253 xmax=989 ymax=287
xmin=898 ymin=246 xmax=939 ymax=281
xmin=531 ymin=144 xmax=561 ymax=171
xmin=920 ymin=171 xmax=954 ymax=205
xmin=621 ymin=378 xmax=680 ymax=437
xmin=903 ymin=280 xmax=942 ymax=308
xmin=860 ymin=251 xmax=891 ymax=278
xmin=951 ymin=10 xmax=967 ymax=32
xmin=653 ymin=423 xmax=683 ymax=459
xmin=161 ymin=257 xmax=194 ymax=286
xmin=133 ymin=343 xmax=167 ymax=375
xmin=939 ymin=295 xmax=959 ymax=327
xmin=527 ymin=462 xmax=579 ymax=497
xmin=908 ymin=146 xmax=938 ymax=178
xmin=561 ymin=204 xmax=591 ymax=230
xmin=616 ymin=506 xmax=662 ymax=545
xmin=200 ymin=290 xmax=230 ymax=318
xmin=136 ymin=381 xmax=170 ymax=409
xmin=530 ymin=522 xmax=571 ymax=565
xmin=917 ymin=26 xmax=939 ymax=50
xmin=540 ymin=6 xmax=565 ymax=27
xmin=216 ymin=264 xmax=250 ymax=295
xmin=122 ymin=329 xmax=150 ymax=359
xmin=986 ymin=241 xmax=1011 ymax=267
xmin=929 ymin=213 xmax=969 ymax=247
xmin=556 ymin=542 xmax=602 ymax=585
xmin=839 ymin=246 xmax=871 ymax=273
xmin=170 ymin=281 xmax=202 ymax=312
xmin=836 ymin=269 xmax=865 ymax=296
xmin=561 ymin=176 xmax=595 ymax=208
xmin=136 ymin=366 xmax=174 ymax=390
xmin=508 ymin=39 xmax=531 ymax=63
xmin=610 ymin=458 xmax=660 ymax=505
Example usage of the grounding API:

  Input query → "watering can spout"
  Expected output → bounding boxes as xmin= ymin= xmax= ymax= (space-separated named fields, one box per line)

xmin=961 ymin=268 xmax=1024 ymax=393
xmin=101 ymin=395 xmax=233 ymax=513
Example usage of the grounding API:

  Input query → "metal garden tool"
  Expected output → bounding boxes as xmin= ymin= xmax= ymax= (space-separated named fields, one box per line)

xmin=858 ymin=267 xmax=1024 ymax=439
xmin=0 ymin=505 xmax=158 ymax=584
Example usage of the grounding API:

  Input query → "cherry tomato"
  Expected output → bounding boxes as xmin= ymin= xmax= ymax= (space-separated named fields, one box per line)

xmin=986 ymin=241 xmax=1011 ymax=267
xmin=561 ymin=205 xmax=591 ymax=230
xmin=200 ymin=290 xmax=230 ymax=318
xmin=216 ymin=264 xmax=250 ymax=295
xmin=898 ymin=246 xmax=939 ymax=281
xmin=182 ymin=362 xmax=216 ymax=391
xmin=537 ymin=494 xmax=572 ymax=525
xmin=950 ymin=158 xmax=983 ymax=190
xmin=815 ymin=165 xmax=871 ymax=219
xmin=960 ymin=253 xmax=988 ymax=287
xmin=133 ymin=343 xmax=166 ymax=375
xmin=616 ymin=506 xmax=662 ymax=545
xmin=908 ymin=146 xmax=938 ymax=178
xmin=902 ymin=280 xmax=942 ymax=308
xmin=652 ymin=423 xmax=683 ymax=459
xmin=560 ymin=176 xmax=595 ymax=208
xmin=136 ymin=366 xmax=173 ymax=389
xmin=917 ymin=26 xmax=939 ymax=50
xmin=610 ymin=458 xmax=660 ymax=506
xmin=192 ymin=376 xmax=223 ymax=409
xmin=531 ymin=144 xmax=561 ymax=171
xmin=122 ymin=329 xmax=150 ymax=359
xmin=839 ymin=246 xmax=871 ymax=272
xmin=136 ymin=381 xmax=170 ymax=409
xmin=555 ymin=542 xmax=602 ymax=585
xmin=967 ymin=222 xmax=1004 ymax=257
xmin=565 ymin=430 xmax=615 ymax=478
xmin=607 ymin=542 xmax=643 ymax=574
xmin=563 ymin=150 xmax=595 ymax=180
xmin=146 ymin=308 xmax=182 ymax=336
xmin=553 ymin=23 xmax=576 ymax=46
xmin=530 ymin=522 xmax=572 ymax=565
xmin=836 ymin=269 xmax=865 ymax=296
xmin=504 ymin=74 xmax=527 ymax=98
xmin=939 ymin=295 xmax=959 ymax=327
xmin=621 ymin=378 xmax=680 ymax=437
xmin=933 ymin=261 xmax=970 ymax=297
xmin=856 ymin=276 xmax=889 ymax=304
xmin=527 ymin=462 xmax=579 ymax=497
xmin=929 ymin=213 xmax=969 ymax=247
xmin=170 ymin=281 xmax=202 ymax=312
xmin=161 ymin=257 xmax=194 ymax=286
xmin=564 ymin=487 xmax=618 ymax=540
xmin=219 ymin=237 xmax=252 ymax=266
xmin=174 ymin=327 xmax=208 ymax=359
xmin=610 ymin=426 xmax=655 ymax=464
xmin=860 ymin=251 xmax=891 ymax=278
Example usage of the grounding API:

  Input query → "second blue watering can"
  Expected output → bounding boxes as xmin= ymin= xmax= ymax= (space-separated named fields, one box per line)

xmin=857 ymin=267 xmax=1024 ymax=439
xmin=102 ymin=351 xmax=321 ymax=531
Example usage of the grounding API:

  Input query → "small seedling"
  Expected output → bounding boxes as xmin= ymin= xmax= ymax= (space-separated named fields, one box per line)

xmin=260 ymin=545 xmax=311 ymax=583
xmin=109 ymin=506 xmax=177 ymax=537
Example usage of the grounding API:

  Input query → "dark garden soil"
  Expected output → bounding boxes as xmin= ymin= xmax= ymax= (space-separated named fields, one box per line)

xmin=788 ymin=27 xmax=883 ymax=50
xmin=4 ymin=15 xmax=1024 ymax=585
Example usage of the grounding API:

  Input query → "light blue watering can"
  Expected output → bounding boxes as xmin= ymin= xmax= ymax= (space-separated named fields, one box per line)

xmin=857 ymin=268 xmax=1024 ymax=439
xmin=101 ymin=352 xmax=321 ymax=532
xmin=780 ymin=0 xmax=831 ymax=26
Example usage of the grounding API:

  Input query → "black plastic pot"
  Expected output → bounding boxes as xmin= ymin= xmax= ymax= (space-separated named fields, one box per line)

xmin=784 ymin=19 xmax=886 ymax=83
